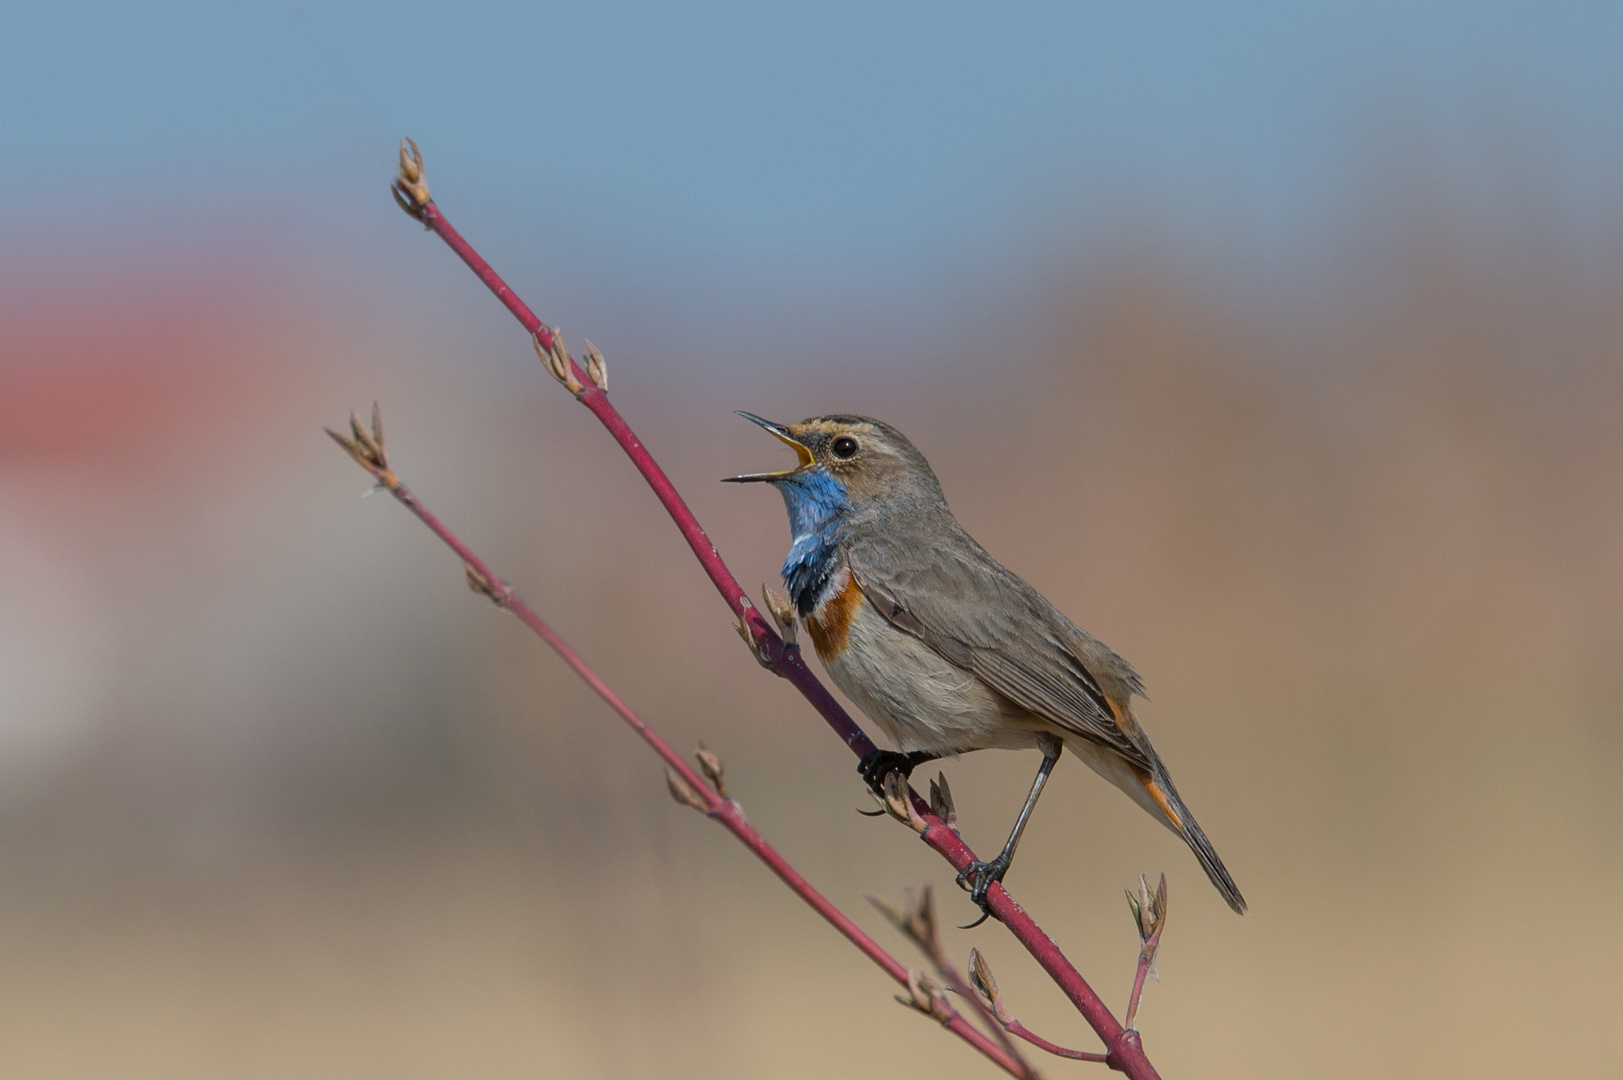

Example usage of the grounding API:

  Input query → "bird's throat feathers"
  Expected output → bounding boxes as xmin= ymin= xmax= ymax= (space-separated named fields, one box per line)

xmin=774 ymin=469 xmax=850 ymax=617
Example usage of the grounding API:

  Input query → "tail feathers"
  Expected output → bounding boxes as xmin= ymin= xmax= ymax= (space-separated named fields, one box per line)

xmin=1144 ymin=771 xmax=1247 ymax=915
xmin=1062 ymin=735 xmax=1247 ymax=913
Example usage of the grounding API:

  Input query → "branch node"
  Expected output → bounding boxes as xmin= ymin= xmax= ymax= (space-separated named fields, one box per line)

xmin=1126 ymin=872 xmax=1168 ymax=966
xmin=868 ymin=885 xmax=942 ymax=962
xmin=325 ymin=402 xmax=399 ymax=491
xmin=694 ymin=744 xmax=726 ymax=797
xmin=665 ymin=767 xmax=710 ymax=813
xmin=878 ymin=771 xmax=928 ymax=833
xmin=582 ymin=339 xmax=609 ymax=392
xmin=734 ymin=607 xmax=776 ymax=669
xmin=760 ymin=584 xmax=798 ymax=648
xmin=533 ymin=327 xmax=584 ymax=395
xmin=928 ymin=771 xmax=957 ymax=832
xmin=894 ymin=969 xmax=955 ymax=1024
xmin=464 ymin=563 xmax=512 ymax=605
xmin=968 ymin=948 xmax=1013 ymax=1024
xmin=392 ymin=137 xmax=431 ymax=222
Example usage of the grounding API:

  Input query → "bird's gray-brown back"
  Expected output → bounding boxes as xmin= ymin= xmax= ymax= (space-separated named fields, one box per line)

xmin=840 ymin=510 xmax=1152 ymax=769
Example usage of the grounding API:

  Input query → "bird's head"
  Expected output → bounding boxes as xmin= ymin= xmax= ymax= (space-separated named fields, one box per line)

xmin=724 ymin=413 xmax=944 ymax=520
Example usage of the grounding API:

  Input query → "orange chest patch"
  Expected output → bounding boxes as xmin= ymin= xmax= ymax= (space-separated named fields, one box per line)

xmin=804 ymin=570 xmax=863 ymax=663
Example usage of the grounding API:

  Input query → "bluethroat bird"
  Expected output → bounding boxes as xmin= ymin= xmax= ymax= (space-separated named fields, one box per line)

xmin=726 ymin=413 xmax=1246 ymax=918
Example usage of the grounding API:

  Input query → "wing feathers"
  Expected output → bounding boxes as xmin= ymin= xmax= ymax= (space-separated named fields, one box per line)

xmin=847 ymin=530 xmax=1152 ymax=770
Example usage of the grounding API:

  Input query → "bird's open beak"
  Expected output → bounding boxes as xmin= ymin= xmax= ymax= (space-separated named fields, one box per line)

xmin=722 ymin=412 xmax=815 ymax=482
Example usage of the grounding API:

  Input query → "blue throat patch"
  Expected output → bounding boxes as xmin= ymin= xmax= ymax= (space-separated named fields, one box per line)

xmin=773 ymin=469 xmax=850 ymax=617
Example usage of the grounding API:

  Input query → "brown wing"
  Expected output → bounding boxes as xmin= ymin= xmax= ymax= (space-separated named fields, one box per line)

xmin=845 ymin=527 xmax=1153 ymax=770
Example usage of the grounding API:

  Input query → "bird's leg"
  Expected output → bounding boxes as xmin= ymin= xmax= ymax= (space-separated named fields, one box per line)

xmin=857 ymin=749 xmax=940 ymax=794
xmin=956 ymin=733 xmax=1063 ymax=926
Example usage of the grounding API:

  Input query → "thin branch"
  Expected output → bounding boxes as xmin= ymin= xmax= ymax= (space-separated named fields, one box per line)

xmin=390 ymin=140 xmax=1161 ymax=1079
xmin=1124 ymin=874 xmax=1169 ymax=1032
xmin=870 ymin=886 xmax=1038 ymax=1078
xmin=1005 ymin=1022 xmax=1112 ymax=1064
xmin=328 ymin=411 xmax=1029 ymax=1078
xmin=969 ymin=949 xmax=1109 ymax=1063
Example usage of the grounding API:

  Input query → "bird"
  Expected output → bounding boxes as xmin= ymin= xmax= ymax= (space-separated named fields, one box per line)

xmin=725 ymin=412 xmax=1246 ymax=919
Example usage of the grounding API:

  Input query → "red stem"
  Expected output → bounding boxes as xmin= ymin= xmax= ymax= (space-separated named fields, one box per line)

xmin=360 ymin=472 xmax=1029 ymax=1078
xmin=411 ymin=196 xmax=1160 ymax=1079
xmin=1124 ymin=924 xmax=1163 ymax=1033
xmin=1006 ymin=1020 xmax=1110 ymax=1064
xmin=1125 ymin=957 xmax=1153 ymax=1033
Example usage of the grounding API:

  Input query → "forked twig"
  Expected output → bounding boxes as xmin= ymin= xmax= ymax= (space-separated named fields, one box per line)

xmin=969 ymin=948 xmax=1109 ymax=1063
xmin=870 ymin=886 xmax=1038 ymax=1078
xmin=959 ymin=875 xmax=1170 ymax=1065
xmin=327 ymin=410 xmax=1030 ymax=1077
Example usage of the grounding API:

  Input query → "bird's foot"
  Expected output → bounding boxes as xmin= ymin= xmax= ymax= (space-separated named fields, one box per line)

xmin=954 ymin=853 xmax=1012 ymax=928
xmin=857 ymin=749 xmax=936 ymax=795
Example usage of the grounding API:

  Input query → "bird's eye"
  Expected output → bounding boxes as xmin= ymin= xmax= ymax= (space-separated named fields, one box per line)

xmin=831 ymin=436 xmax=859 ymax=459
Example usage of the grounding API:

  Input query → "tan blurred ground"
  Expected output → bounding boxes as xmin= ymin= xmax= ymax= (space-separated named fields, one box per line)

xmin=1 ymin=207 xmax=1620 ymax=1077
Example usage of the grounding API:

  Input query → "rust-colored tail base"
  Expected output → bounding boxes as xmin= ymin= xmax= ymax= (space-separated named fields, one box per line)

xmin=1142 ymin=770 xmax=1247 ymax=915
xmin=1065 ymin=735 xmax=1248 ymax=914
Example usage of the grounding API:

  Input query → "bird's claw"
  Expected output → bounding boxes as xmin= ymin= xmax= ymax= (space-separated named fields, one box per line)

xmin=857 ymin=749 xmax=934 ymax=794
xmin=954 ymin=854 xmax=1011 ymax=927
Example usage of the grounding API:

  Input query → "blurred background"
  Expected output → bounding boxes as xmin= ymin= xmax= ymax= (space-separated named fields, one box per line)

xmin=4 ymin=3 xmax=1622 ymax=1077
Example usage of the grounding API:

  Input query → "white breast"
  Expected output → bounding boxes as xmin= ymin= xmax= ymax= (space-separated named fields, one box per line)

xmin=821 ymin=596 xmax=1038 ymax=755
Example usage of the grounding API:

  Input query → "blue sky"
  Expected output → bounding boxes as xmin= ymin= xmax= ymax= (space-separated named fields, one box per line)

xmin=5 ymin=2 xmax=1622 ymax=303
